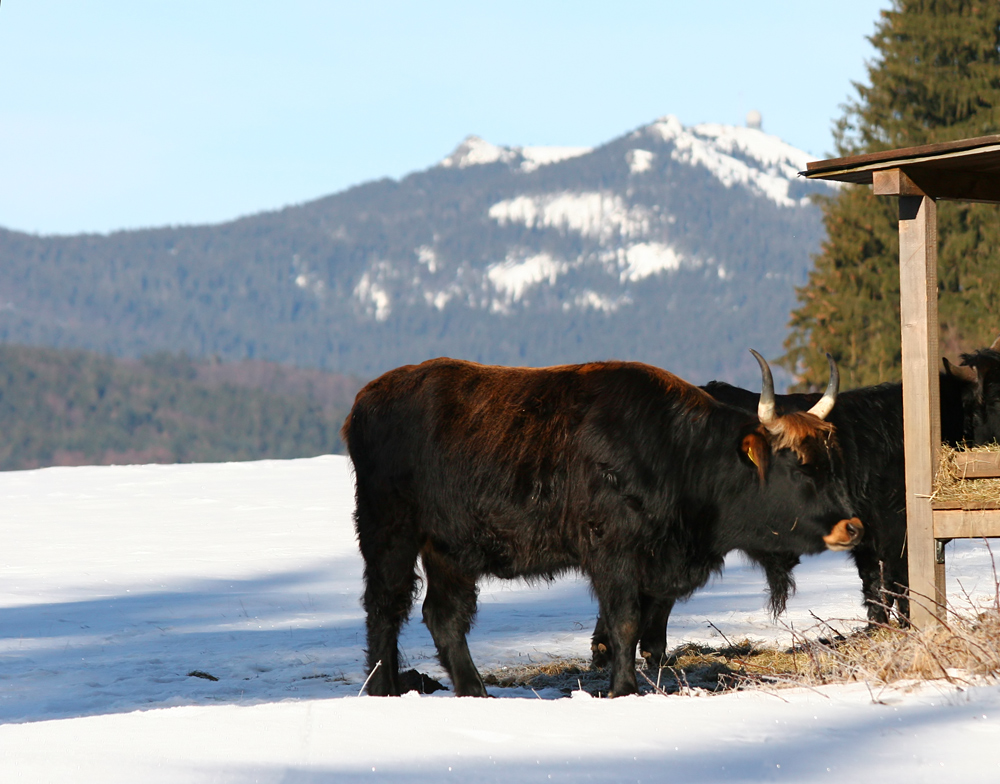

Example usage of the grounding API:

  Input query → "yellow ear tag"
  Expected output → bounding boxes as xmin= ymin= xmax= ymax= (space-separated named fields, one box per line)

xmin=747 ymin=444 xmax=758 ymax=467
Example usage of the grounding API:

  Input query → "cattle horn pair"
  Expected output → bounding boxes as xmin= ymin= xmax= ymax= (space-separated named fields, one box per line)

xmin=751 ymin=349 xmax=839 ymax=430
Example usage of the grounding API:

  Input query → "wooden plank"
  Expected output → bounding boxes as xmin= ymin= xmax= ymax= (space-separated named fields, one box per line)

xmin=804 ymin=135 xmax=1000 ymax=176
xmin=934 ymin=509 xmax=1000 ymax=539
xmin=933 ymin=499 xmax=1000 ymax=511
xmin=899 ymin=194 xmax=945 ymax=627
xmin=952 ymin=451 xmax=1000 ymax=479
xmin=804 ymin=150 xmax=1000 ymax=192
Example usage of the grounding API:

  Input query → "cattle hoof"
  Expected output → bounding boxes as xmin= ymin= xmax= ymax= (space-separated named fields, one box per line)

xmin=398 ymin=669 xmax=448 ymax=694
xmin=640 ymin=651 xmax=667 ymax=670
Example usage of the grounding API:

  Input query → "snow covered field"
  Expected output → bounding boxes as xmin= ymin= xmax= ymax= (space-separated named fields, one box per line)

xmin=2 ymin=455 xmax=1000 ymax=782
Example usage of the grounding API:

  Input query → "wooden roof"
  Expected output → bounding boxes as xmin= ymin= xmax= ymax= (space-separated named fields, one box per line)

xmin=800 ymin=135 xmax=1000 ymax=203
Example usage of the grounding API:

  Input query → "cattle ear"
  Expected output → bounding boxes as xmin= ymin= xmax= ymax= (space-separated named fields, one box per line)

xmin=741 ymin=432 xmax=769 ymax=482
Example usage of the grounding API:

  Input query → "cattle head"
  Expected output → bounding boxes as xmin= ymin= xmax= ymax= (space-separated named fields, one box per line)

xmin=960 ymin=335 xmax=1000 ymax=446
xmin=737 ymin=350 xmax=863 ymax=555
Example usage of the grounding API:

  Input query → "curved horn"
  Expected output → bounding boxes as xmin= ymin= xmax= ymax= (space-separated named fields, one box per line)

xmin=943 ymin=356 xmax=977 ymax=383
xmin=750 ymin=349 xmax=777 ymax=429
xmin=806 ymin=353 xmax=839 ymax=421
xmin=990 ymin=334 xmax=1000 ymax=352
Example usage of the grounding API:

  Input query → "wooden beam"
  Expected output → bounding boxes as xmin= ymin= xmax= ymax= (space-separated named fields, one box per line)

xmin=871 ymin=167 xmax=1000 ymax=203
xmin=910 ymin=170 xmax=1000 ymax=204
xmin=899 ymin=194 xmax=944 ymax=627
xmin=934 ymin=509 xmax=1000 ymax=539
xmin=873 ymin=169 xmax=927 ymax=197
xmin=952 ymin=451 xmax=1000 ymax=479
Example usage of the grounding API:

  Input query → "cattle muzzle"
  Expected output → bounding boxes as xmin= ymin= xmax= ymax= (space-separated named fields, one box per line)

xmin=823 ymin=517 xmax=864 ymax=551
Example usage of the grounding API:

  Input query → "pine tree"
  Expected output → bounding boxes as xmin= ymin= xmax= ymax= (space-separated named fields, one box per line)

xmin=781 ymin=0 xmax=1000 ymax=390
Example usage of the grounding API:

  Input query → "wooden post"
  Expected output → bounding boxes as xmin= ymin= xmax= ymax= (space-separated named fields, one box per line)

xmin=898 ymin=193 xmax=944 ymax=628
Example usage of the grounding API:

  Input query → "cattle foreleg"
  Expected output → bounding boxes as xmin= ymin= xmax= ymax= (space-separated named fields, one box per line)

xmin=592 ymin=583 xmax=642 ymax=697
xmin=421 ymin=546 xmax=488 ymax=697
xmin=884 ymin=554 xmax=910 ymax=625
xmin=851 ymin=542 xmax=892 ymax=626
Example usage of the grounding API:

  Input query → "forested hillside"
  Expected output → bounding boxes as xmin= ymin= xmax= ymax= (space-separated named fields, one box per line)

xmin=0 ymin=345 xmax=361 ymax=470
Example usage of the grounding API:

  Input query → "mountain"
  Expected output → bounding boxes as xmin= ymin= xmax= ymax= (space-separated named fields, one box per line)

xmin=0 ymin=115 xmax=833 ymax=390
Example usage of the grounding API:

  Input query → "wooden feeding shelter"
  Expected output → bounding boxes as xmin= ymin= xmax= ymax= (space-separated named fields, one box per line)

xmin=802 ymin=135 xmax=1000 ymax=629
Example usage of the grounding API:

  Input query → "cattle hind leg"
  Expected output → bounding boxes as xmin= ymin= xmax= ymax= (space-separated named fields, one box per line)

xmin=637 ymin=595 xmax=675 ymax=670
xmin=421 ymin=545 xmax=488 ymax=697
xmin=592 ymin=595 xmax=675 ymax=671
xmin=356 ymin=503 xmax=422 ymax=696
xmin=590 ymin=613 xmax=612 ymax=668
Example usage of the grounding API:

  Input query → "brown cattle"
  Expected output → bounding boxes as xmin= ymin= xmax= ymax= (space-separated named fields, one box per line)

xmin=343 ymin=352 xmax=860 ymax=697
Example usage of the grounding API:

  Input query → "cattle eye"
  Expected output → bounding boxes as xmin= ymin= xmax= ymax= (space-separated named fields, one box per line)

xmin=795 ymin=462 xmax=819 ymax=480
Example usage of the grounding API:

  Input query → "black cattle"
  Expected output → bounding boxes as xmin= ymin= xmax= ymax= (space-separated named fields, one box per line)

xmin=959 ymin=344 xmax=1000 ymax=446
xmin=591 ymin=342 xmax=1000 ymax=667
xmin=343 ymin=352 xmax=862 ymax=697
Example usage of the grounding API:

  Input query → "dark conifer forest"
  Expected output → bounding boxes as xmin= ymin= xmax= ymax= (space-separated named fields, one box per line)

xmin=782 ymin=0 xmax=1000 ymax=390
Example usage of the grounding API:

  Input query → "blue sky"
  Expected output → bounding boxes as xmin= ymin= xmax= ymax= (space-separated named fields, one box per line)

xmin=0 ymin=1 xmax=889 ymax=235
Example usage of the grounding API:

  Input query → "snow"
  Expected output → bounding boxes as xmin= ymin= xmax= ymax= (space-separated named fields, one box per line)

xmin=566 ymin=290 xmax=628 ymax=313
xmin=518 ymin=145 xmax=592 ymax=172
xmin=486 ymin=252 xmax=567 ymax=311
xmin=415 ymin=245 xmax=439 ymax=274
xmin=424 ymin=287 xmax=459 ymax=310
xmin=439 ymin=135 xmax=591 ymax=172
xmin=626 ymin=148 xmax=655 ymax=174
xmin=646 ymin=114 xmax=828 ymax=208
xmin=481 ymin=240 xmax=695 ymax=310
xmin=439 ymin=135 xmax=517 ymax=169
xmin=618 ymin=242 xmax=689 ymax=281
xmin=489 ymin=191 xmax=651 ymax=242
xmin=481 ymin=240 xmax=694 ymax=309
xmin=3 ymin=455 xmax=1000 ymax=782
xmin=354 ymin=267 xmax=393 ymax=320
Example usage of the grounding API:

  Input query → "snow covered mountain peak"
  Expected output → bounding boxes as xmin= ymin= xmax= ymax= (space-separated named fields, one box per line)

xmin=638 ymin=114 xmax=824 ymax=207
xmin=349 ymin=114 xmax=832 ymax=329
xmin=439 ymin=117 xmax=828 ymax=208
xmin=439 ymin=135 xmax=592 ymax=172
xmin=644 ymin=114 xmax=811 ymax=171
xmin=439 ymin=135 xmax=517 ymax=169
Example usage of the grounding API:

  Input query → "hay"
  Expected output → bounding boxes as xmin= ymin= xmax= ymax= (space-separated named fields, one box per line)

xmin=482 ymin=649 xmax=751 ymax=697
xmin=480 ymin=637 xmax=842 ymax=697
xmin=767 ymin=612 xmax=1000 ymax=686
xmin=933 ymin=443 xmax=1000 ymax=507
xmin=482 ymin=602 xmax=1000 ymax=697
